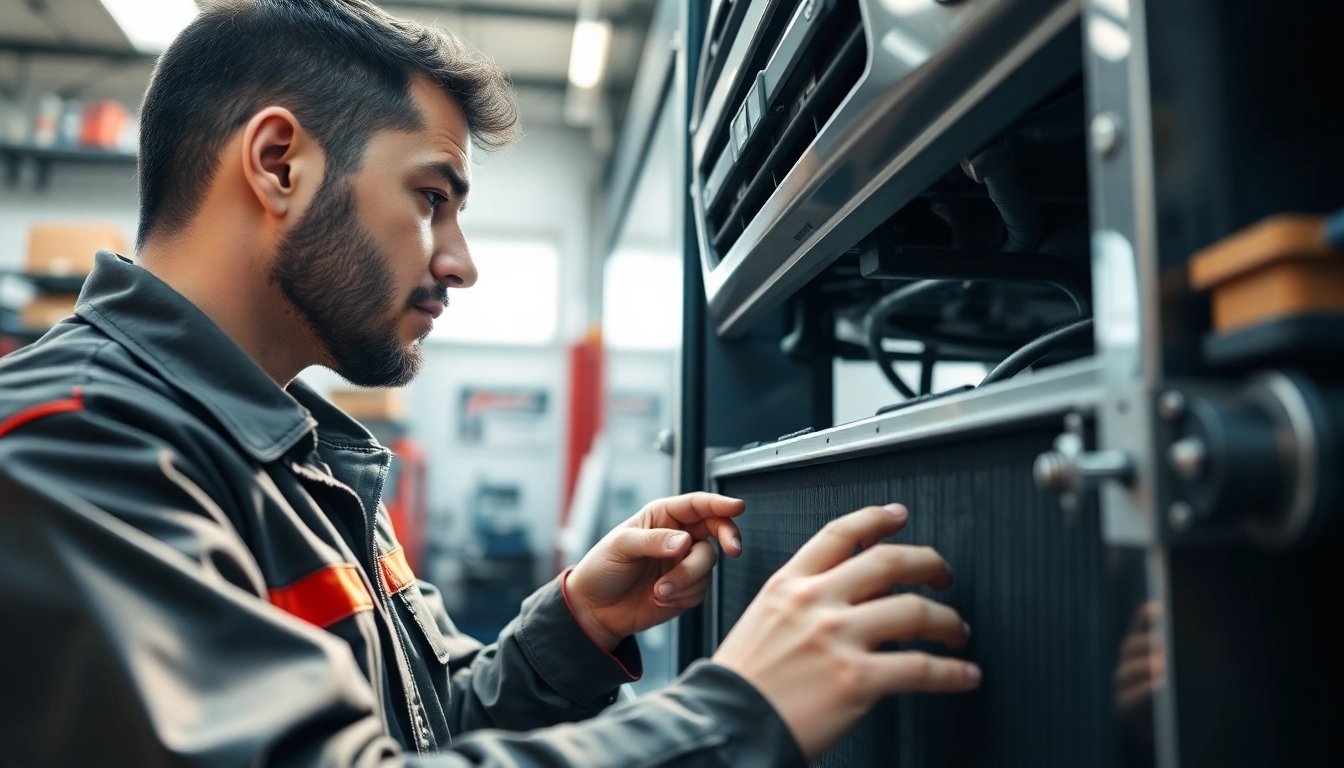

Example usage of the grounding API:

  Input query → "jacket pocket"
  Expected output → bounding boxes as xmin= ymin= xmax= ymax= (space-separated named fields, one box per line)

xmin=396 ymin=584 xmax=451 ymax=665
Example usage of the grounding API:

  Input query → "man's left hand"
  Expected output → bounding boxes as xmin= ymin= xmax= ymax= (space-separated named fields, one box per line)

xmin=565 ymin=492 xmax=745 ymax=651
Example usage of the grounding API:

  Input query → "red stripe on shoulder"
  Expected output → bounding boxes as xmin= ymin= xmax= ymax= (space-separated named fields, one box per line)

xmin=269 ymin=564 xmax=374 ymax=628
xmin=0 ymin=386 xmax=83 ymax=439
xmin=378 ymin=547 xmax=415 ymax=596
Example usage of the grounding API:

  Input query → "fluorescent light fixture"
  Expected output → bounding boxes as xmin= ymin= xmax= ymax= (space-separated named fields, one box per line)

xmin=568 ymin=19 xmax=612 ymax=90
xmin=100 ymin=0 xmax=199 ymax=53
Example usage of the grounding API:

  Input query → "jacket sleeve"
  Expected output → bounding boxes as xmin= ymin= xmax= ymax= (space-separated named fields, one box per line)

xmin=414 ymin=572 xmax=647 ymax=734
xmin=0 ymin=402 xmax=804 ymax=768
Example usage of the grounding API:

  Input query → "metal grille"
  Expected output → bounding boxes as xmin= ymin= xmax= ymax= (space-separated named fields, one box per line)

xmin=715 ymin=428 xmax=1117 ymax=767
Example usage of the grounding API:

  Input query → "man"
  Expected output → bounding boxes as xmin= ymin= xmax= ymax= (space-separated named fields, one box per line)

xmin=0 ymin=1 xmax=980 ymax=765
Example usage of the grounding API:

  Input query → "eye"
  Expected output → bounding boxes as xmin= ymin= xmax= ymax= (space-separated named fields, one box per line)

xmin=422 ymin=190 xmax=448 ymax=212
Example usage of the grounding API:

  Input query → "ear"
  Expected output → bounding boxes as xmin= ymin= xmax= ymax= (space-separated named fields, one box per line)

xmin=239 ymin=107 xmax=319 ymax=220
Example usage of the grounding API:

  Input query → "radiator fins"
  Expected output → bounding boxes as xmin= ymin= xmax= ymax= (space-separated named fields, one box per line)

xmin=716 ymin=429 xmax=1118 ymax=767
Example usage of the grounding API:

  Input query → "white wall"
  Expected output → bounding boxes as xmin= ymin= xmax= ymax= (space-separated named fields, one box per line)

xmin=463 ymin=127 xmax=601 ymax=342
xmin=0 ymin=163 xmax=140 ymax=270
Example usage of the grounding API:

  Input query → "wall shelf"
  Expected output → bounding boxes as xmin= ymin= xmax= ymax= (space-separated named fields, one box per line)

xmin=0 ymin=142 xmax=137 ymax=189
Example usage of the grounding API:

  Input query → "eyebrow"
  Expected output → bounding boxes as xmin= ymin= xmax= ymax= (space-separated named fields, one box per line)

xmin=424 ymin=160 xmax=471 ymax=202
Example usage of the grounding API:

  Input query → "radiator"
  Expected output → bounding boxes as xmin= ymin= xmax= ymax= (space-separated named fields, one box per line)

xmin=714 ymin=428 xmax=1119 ymax=767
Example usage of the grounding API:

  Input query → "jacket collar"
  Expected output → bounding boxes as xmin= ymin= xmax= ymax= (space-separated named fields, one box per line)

xmin=75 ymin=251 xmax=320 ymax=463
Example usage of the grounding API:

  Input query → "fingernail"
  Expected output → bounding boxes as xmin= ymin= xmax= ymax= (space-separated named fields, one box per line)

xmin=668 ymin=533 xmax=688 ymax=550
xmin=962 ymin=621 xmax=971 ymax=639
xmin=884 ymin=503 xmax=908 ymax=519
xmin=965 ymin=663 xmax=982 ymax=687
xmin=657 ymin=582 xmax=674 ymax=598
xmin=731 ymin=536 xmax=741 ymax=551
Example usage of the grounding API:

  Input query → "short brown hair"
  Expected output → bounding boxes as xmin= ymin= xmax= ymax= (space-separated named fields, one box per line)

xmin=136 ymin=0 xmax=520 ymax=248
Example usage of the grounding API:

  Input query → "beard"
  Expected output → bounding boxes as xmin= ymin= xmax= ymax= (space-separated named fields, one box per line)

xmin=270 ymin=178 xmax=443 ymax=388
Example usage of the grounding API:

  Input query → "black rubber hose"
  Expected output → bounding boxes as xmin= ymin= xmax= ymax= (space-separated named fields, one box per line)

xmin=865 ymin=280 xmax=953 ymax=398
xmin=980 ymin=317 xmax=1094 ymax=386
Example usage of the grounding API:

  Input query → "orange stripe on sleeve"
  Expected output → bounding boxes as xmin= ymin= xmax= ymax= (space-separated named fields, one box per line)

xmin=0 ymin=386 xmax=83 ymax=439
xmin=378 ymin=547 xmax=415 ymax=596
xmin=269 ymin=564 xmax=374 ymax=628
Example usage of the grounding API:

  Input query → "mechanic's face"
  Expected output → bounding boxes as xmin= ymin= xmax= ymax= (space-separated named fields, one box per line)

xmin=270 ymin=78 xmax=477 ymax=387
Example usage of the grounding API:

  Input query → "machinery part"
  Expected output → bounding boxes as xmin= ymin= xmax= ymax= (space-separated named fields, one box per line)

xmin=1164 ymin=371 xmax=1344 ymax=548
xmin=857 ymin=240 xmax=1090 ymax=313
xmin=961 ymin=138 xmax=1042 ymax=253
xmin=1033 ymin=412 xmax=1134 ymax=513
xmin=980 ymin=317 xmax=1094 ymax=386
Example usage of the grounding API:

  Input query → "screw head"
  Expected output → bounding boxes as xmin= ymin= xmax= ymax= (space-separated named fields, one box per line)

xmin=1168 ymin=437 xmax=1207 ymax=481
xmin=1090 ymin=112 xmax=1123 ymax=158
xmin=1169 ymin=501 xmax=1195 ymax=531
xmin=1158 ymin=390 xmax=1186 ymax=421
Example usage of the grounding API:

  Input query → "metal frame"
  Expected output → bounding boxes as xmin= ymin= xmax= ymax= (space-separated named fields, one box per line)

xmin=709 ymin=357 xmax=1102 ymax=479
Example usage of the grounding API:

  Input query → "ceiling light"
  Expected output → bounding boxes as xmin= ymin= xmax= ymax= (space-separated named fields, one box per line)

xmin=567 ymin=19 xmax=612 ymax=90
xmin=100 ymin=0 xmax=199 ymax=53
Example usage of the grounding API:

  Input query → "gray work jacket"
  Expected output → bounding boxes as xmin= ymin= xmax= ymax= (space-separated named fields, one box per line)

xmin=0 ymin=252 xmax=803 ymax=768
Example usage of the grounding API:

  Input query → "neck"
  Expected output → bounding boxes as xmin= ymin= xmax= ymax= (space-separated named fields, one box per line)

xmin=138 ymin=226 xmax=318 ymax=387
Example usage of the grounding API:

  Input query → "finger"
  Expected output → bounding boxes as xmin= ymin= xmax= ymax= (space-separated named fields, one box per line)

xmin=1114 ymin=656 xmax=1154 ymax=690
xmin=643 ymin=492 xmax=746 ymax=529
xmin=1118 ymin=631 xmax=1153 ymax=664
xmin=656 ymin=540 xmax=718 ymax=604
xmin=708 ymin=517 xmax=743 ymax=557
xmin=780 ymin=504 xmax=910 ymax=578
xmin=657 ymin=570 xmax=714 ymax=610
xmin=846 ymin=593 xmax=969 ymax=649
xmin=824 ymin=544 xmax=953 ymax=603
xmin=608 ymin=527 xmax=691 ymax=563
xmin=1116 ymin=679 xmax=1158 ymax=711
xmin=867 ymin=651 xmax=981 ymax=694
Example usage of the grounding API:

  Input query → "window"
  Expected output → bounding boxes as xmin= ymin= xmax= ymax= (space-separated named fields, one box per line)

xmin=602 ymin=248 xmax=683 ymax=350
xmin=429 ymin=239 xmax=559 ymax=345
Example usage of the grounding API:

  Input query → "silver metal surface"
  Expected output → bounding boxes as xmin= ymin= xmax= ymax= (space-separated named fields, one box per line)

xmin=692 ymin=0 xmax=1082 ymax=337
xmin=1081 ymin=0 xmax=1176 ymax=763
xmin=710 ymin=358 xmax=1101 ymax=479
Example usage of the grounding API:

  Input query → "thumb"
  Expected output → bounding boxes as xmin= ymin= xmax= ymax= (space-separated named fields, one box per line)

xmin=609 ymin=527 xmax=691 ymax=562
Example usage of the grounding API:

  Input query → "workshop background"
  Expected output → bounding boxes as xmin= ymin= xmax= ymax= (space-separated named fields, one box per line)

xmin=0 ymin=0 xmax=977 ymax=693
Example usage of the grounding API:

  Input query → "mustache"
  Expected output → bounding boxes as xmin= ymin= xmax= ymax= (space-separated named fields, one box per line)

xmin=406 ymin=284 xmax=449 ymax=309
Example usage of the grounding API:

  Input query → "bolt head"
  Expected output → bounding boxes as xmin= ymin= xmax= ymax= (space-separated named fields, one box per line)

xmin=1168 ymin=437 xmax=1207 ymax=481
xmin=1090 ymin=112 xmax=1123 ymax=158
xmin=1158 ymin=390 xmax=1186 ymax=421
xmin=1169 ymin=501 xmax=1195 ymax=531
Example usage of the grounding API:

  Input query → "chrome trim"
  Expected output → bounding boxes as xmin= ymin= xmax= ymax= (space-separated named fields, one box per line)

xmin=693 ymin=0 xmax=1082 ymax=337
xmin=692 ymin=0 xmax=777 ymax=165
xmin=709 ymin=358 xmax=1102 ymax=479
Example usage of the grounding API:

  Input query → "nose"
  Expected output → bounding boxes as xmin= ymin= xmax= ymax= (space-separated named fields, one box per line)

xmin=431 ymin=225 xmax=477 ymax=289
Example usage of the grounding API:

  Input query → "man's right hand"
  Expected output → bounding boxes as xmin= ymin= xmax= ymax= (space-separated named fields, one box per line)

xmin=711 ymin=503 xmax=979 ymax=759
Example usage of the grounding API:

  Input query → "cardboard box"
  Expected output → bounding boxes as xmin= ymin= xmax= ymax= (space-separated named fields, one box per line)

xmin=329 ymin=388 xmax=405 ymax=422
xmin=20 ymin=293 xmax=79 ymax=330
xmin=25 ymin=223 xmax=128 ymax=277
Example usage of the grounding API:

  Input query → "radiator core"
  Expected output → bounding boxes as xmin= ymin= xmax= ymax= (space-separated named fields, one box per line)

xmin=714 ymin=428 xmax=1118 ymax=767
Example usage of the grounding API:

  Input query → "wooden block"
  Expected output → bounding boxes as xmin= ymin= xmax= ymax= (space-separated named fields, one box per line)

xmin=329 ymin=388 xmax=405 ymax=422
xmin=1189 ymin=214 xmax=1344 ymax=333
xmin=20 ymin=293 xmax=79 ymax=330
xmin=25 ymin=223 xmax=128 ymax=277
